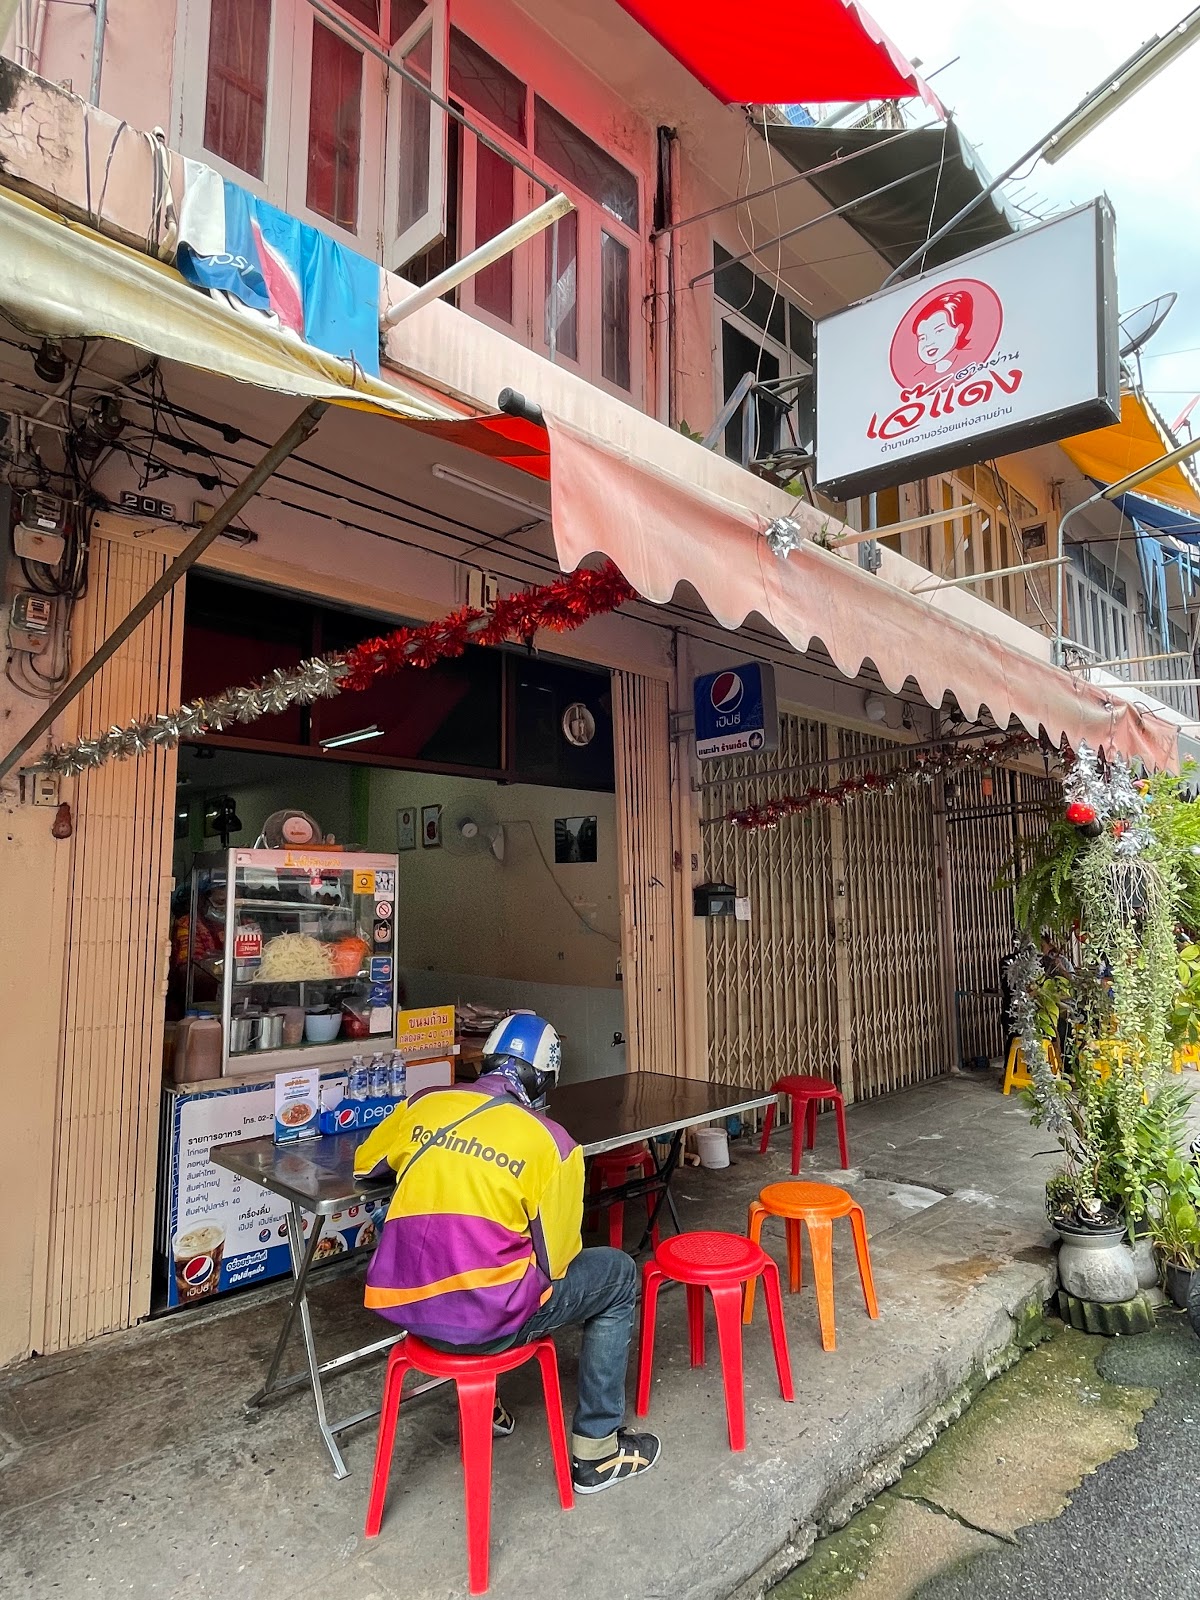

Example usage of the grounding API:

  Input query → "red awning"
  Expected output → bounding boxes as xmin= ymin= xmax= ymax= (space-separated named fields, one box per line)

xmin=613 ymin=0 xmax=944 ymax=115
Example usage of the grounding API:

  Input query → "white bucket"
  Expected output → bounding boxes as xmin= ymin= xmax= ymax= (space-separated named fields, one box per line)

xmin=695 ymin=1126 xmax=730 ymax=1169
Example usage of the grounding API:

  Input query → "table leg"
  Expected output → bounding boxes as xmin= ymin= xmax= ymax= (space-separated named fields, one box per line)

xmin=635 ymin=1132 xmax=683 ymax=1253
xmin=248 ymin=1201 xmax=325 ymax=1413
xmin=289 ymin=1208 xmax=352 ymax=1478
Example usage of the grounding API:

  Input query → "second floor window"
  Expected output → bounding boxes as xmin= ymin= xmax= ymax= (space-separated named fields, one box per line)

xmin=178 ymin=0 xmax=446 ymax=257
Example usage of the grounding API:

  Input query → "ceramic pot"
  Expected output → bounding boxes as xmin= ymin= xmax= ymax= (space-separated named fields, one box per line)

xmin=1055 ymin=1223 xmax=1139 ymax=1304
xmin=1163 ymin=1261 xmax=1194 ymax=1310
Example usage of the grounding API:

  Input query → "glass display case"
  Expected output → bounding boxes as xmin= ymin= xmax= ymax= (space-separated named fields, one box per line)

xmin=184 ymin=847 xmax=399 ymax=1075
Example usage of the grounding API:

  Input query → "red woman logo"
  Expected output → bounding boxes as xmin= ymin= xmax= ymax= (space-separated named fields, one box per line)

xmin=889 ymin=279 xmax=1004 ymax=392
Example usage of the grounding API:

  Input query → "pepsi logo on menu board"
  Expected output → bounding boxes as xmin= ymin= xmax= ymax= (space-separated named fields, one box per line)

xmin=182 ymin=1254 xmax=216 ymax=1289
xmin=693 ymin=661 xmax=779 ymax=762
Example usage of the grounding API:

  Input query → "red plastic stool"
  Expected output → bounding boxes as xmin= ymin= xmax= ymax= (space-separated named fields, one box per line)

xmin=635 ymin=1232 xmax=793 ymax=1451
xmin=587 ymin=1142 xmax=660 ymax=1250
xmin=366 ymin=1333 xmax=573 ymax=1594
xmin=758 ymin=1075 xmax=849 ymax=1175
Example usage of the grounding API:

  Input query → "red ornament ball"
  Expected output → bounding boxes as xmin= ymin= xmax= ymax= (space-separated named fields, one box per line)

xmin=1065 ymin=801 xmax=1097 ymax=825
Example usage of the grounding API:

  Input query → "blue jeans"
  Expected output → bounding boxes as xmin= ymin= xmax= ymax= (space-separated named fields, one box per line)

xmin=519 ymin=1246 xmax=637 ymax=1449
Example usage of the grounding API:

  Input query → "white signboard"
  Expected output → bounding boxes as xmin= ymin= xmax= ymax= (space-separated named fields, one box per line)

xmin=814 ymin=200 xmax=1119 ymax=501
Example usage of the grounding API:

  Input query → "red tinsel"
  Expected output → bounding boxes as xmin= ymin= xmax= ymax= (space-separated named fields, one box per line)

xmin=339 ymin=563 xmax=637 ymax=692
xmin=723 ymin=732 xmax=1041 ymax=831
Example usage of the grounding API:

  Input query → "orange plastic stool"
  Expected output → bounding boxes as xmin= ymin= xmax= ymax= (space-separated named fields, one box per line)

xmin=745 ymin=1181 xmax=879 ymax=1352
xmin=758 ymin=1075 xmax=849 ymax=1174
xmin=635 ymin=1231 xmax=793 ymax=1451
xmin=366 ymin=1333 xmax=573 ymax=1594
xmin=587 ymin=1142 xmax=660 ymax=1249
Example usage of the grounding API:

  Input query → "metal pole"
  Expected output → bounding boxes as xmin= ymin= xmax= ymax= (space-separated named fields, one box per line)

xmin=881 ymin=11 xmax=1200 ymax=287
xmin=831 ymin=502 xmax=978 ymax=548
xmin=689 ymin=162 xmax=942 ymax=288
xmin=382 ymin=193 xmax=573 ymax=329
xmin=652 ymin=125 xmax=918 ymax=238
xmin=913 ymin=555 xmax=1068 ymax=594
xmin=88 ymin=0 xmax=108 ymax=105
xmin=0 ymin=401 xmax=327 ymax=782
xmin=1053 ymin=430 xmax=1200 ymax=664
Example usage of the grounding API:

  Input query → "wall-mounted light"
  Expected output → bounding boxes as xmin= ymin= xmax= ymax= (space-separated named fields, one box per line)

xmin=319 ymin=724 xmax=385 ymax=750
xmin=863 ymin=693 xmax=889 ymax=725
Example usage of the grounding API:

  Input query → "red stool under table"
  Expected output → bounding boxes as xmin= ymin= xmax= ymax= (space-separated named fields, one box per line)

xmin=366 ymin=1333 xmax=573 ymax=1595
xmin=635 ymin=1232 xmax=793 ymax=1452
xmin=587 ymin=1142 xmax=660 ymax=1250
xmin=758 ymin=1075 xmax=849 ymax=1176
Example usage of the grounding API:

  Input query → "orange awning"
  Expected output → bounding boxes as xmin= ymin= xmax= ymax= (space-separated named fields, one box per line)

xmin=1059 ymin=392 xmax=1200 ymax=518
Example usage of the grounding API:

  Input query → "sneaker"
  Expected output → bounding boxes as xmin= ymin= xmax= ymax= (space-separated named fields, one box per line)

xmin=571 ymin=1429 xmax=662 ymax=1494
xmin=492 ymin=1397 xmax=515 ymax=1437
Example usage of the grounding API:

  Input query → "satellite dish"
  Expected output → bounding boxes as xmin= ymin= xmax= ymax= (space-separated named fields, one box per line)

xmin=1119 ymin=293 xmax=1177 ymax=359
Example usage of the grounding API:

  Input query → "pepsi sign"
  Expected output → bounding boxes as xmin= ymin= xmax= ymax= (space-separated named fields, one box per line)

xmin=693 ymin=661 xmax=779 ymax=761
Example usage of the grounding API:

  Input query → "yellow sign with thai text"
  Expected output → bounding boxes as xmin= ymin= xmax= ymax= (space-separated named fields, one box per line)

xmin=396 ymin=1005 xmax=456 ymax=1057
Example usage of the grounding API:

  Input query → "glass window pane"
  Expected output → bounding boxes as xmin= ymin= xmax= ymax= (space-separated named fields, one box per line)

xmin=389 ymin=0 xmax=426 ymax=44
xmin=204 ymin=0 xmax=271 ymax=179
xmin=449 ymin=29 xmax=526 ymax=142
xmin=474 ymin=142 xmax=515 ymax=321
xmin=396 ymin=28 xmax=433 ymax=238
xmin=307 ymin=22 xmax=363 ymax=229
xmin=712 ymin=244 xmax=786 ymax=345
xmin=544 ymin=209 xmax=578 ymax=359
xmin=601 ymin=231 xmax=630 ymax=390
xmin=335 ymin=0 xmax=380 ymax=30
xmin=535 ymin=97 xmax=637 ymax=229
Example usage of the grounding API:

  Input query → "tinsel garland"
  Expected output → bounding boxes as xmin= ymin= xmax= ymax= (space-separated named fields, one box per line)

xmin=38 ymin=563 xmax=637 ymax=776
xmin=720 ymin=731 xmax=1041 ymax=831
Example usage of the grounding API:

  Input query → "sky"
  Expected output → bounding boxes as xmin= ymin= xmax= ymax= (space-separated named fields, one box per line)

xmin=866 ymin=0 xmax=1200 ymax=429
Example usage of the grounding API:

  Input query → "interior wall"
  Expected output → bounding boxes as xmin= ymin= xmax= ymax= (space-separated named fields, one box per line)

xmin=364 ymin=768 xmax=621 ymax=991
xmin=171 ymin=753 xmax=358 ymax=880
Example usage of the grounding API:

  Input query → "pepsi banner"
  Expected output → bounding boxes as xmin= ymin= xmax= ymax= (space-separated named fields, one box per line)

xmin=693 ymin=662 xmax=779 ymax=761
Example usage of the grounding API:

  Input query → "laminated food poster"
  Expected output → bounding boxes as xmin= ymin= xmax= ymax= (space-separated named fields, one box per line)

xmin=163 ymin=1078 xmax=386 ymax=1308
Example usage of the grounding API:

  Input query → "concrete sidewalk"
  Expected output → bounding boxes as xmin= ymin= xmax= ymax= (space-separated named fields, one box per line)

xmin=0 ymin=1077 xmax=1059 ymax=1600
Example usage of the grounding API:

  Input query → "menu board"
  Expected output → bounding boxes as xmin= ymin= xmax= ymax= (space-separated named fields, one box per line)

xmin=162 ymin=1077 xmax=385 ymax=1308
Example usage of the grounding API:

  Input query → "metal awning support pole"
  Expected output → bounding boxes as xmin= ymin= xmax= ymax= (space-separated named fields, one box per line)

xmin=0 ymin=400 xmax=328 ymax=782
xmin=913 ymin=555 xmax=1067 ymax=594
xmin=831 ymin=502 xmax=978 ymax=548
xmin=1054 ymin=430 xmax=1200 ymax=665
xmin=382 ymin=193 xmax=573 ymax=329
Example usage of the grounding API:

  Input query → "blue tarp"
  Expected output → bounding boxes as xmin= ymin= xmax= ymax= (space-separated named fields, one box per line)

xmin=1109 ymin=489 xmax=1200 ymax=542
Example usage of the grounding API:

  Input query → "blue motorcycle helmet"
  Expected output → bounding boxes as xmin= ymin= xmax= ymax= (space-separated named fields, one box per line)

xmin=481 ymin=1013 xmax=562 ymax=1106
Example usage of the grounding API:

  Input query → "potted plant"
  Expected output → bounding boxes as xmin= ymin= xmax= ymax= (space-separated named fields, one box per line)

xmin=1148 ymin=1193 xmax=1200 ymax=1308
xmin=1004 ymin=750 xmax=1200 ymax=1309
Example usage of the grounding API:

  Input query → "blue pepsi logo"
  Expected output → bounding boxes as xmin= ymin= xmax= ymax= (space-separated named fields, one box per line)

xmin=258 ymin=1228 xmax=272 ymax=1243
xmin=182 ymin=1254 xmax=215 ymax=1288
xmin=710 ymin=671 xmax=744 ymax=713
xmin=336 ymin=1107 xmax=356 ymax=1128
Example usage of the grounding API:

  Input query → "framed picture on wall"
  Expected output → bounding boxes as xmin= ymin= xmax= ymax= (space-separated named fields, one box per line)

xmin=396 ymin=807 xmax=417 ymax=852
xmin=421 ymin=805 xmax=442 ymax=849
xmin=555 ymin=816 xmax=598 ymax=864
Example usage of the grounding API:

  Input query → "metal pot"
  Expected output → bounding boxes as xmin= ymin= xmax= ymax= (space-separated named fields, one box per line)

xmin=1055 ymin=1223 xmax=1138 ymax=1304
xmin=228 ymin=1012 xmax=260 ymax=1053
xmin=255 ymin=1012 xmax=284 ymax=1051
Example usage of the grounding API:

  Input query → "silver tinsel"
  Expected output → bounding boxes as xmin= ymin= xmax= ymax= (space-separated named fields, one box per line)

xmin=764 ymin=515 xmax=805 ymax=558
xmin=40 ymin=655 xmax=349 ymax=776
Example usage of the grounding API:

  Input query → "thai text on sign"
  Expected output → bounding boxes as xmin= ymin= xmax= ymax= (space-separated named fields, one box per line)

xmin=396 ymin=1005 xmax=456 ymax=1057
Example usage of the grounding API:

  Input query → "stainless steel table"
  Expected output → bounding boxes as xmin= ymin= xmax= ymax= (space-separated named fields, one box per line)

xmin=212 ymin=1072 xmax=774 ymax=1476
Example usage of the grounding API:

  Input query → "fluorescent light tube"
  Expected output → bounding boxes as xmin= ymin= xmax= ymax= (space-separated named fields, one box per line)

xmin=431 ymin=462 xmax=550 ymax=523
xmin=319 ymin=724 xmax=385 ymax=750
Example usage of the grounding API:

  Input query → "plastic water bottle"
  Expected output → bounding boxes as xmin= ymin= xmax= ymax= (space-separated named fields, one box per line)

xmin=389 ymin=1051 xmax=407 ymax=1102
xmin=347 ymin=1054 xmax=370 ymax=1101
xmin=369 ymin=1052 xmax=390 ymax=1100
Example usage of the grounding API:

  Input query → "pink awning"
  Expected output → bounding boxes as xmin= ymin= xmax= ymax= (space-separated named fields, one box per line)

xmin=544 ymin=416 xmax=1177 ymax=771
xmin=614 ymin=0 xmax=944 ymax=116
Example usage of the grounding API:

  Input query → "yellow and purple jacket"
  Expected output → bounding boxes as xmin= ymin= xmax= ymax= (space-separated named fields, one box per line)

xmin=353 ymin=1076 xmax=583 ymax=1345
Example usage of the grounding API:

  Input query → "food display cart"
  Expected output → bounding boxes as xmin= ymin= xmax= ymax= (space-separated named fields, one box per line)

xmin=156 ymin=845 xmax=401 ymax=1309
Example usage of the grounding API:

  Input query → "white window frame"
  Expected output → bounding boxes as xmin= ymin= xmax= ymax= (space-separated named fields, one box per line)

xmin=711 ymin=282 xmax=812 ymax=465
xmin=384 ymin=0 xmax=449 ymax=267
xmin=173 ymin=0 xmax=449 ymax=258
xmin=451 ymin=46 xmax=645 ymax=403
